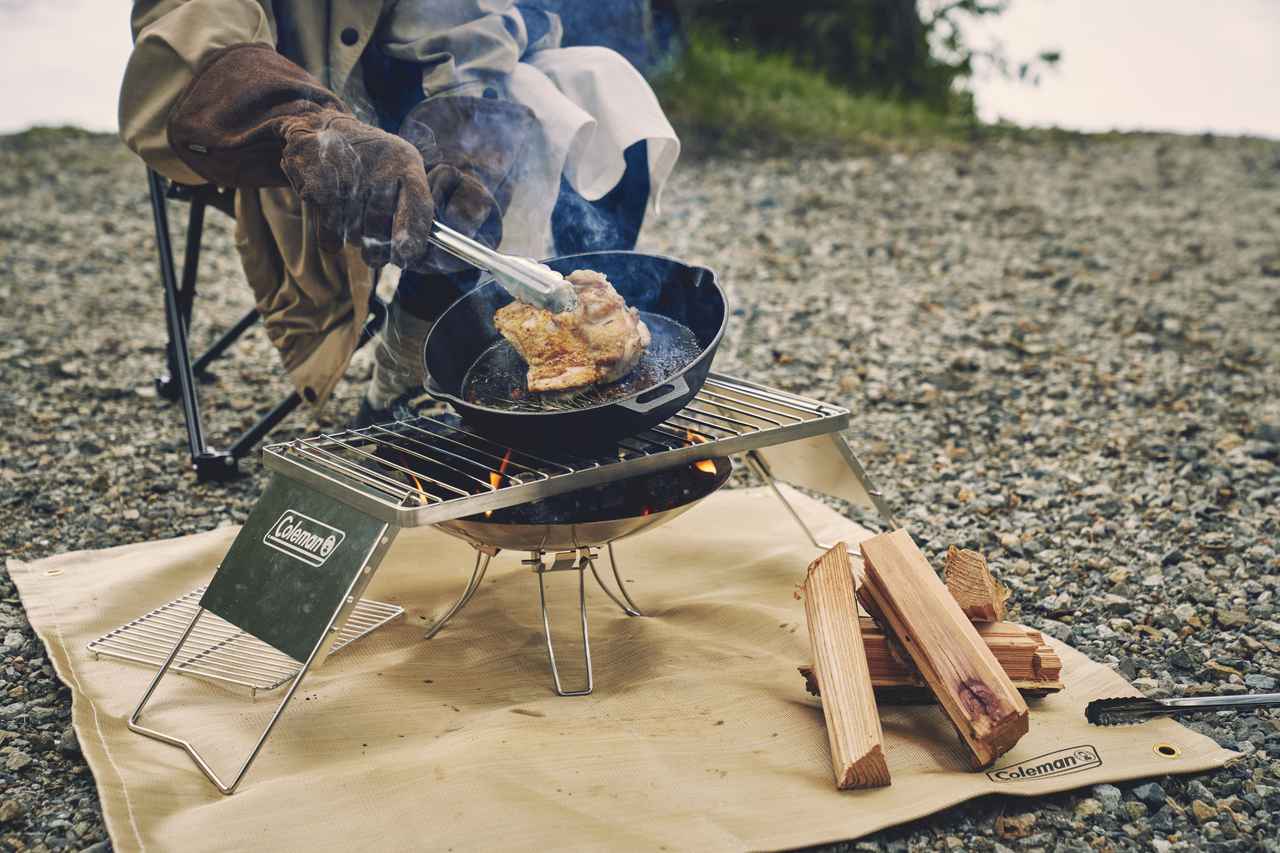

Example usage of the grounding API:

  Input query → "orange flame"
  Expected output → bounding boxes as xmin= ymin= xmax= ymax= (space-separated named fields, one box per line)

xmin=489 ymin=449 xmax=513 ymax=491
xmin=485 ymin=449 xmax=513 ymax=517
xmin=686 ymin=430 xmax=716 ymax=475
xmin=408 ymin=473 xmax=431 ymax=504
xmin=641 ymin=506 xmax=652 ymax=517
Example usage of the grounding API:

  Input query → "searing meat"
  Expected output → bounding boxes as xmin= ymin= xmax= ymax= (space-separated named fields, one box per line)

xmin=493 ymin=269 xmax=651 ymax=393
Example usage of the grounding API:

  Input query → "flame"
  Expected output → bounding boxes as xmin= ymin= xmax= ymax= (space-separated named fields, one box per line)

xmin=485 ymin=449 xmax=513 ymax=517
xmin=685 ymin=430 xmax=716 ymax=475
xmin=408 ymin=473 xmax=431 ymax=504
xmin=489 ymin=449 xmax=513 ymax=490
xmin=641 ymin=506 xmax=652 ymax=517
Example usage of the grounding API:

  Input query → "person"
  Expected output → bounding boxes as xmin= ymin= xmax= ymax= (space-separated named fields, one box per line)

xmin=118 ymin=0 xmax=679 ymax=425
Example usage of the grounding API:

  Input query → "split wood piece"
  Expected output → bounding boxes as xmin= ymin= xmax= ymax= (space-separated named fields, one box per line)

xmin=860 ymin=529 xmax=1029 ymax=768
xmin=802 ymin=543 xmax=890 ymax=789
xmin=944 ymin=546 xmax=1010 ymax=622
xmin=799 ymin=619 xmax=1064 ymax=697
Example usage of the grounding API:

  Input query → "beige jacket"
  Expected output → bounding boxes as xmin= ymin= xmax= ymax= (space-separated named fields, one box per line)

xmin=119 ymin=0 xmax=544 ymax=407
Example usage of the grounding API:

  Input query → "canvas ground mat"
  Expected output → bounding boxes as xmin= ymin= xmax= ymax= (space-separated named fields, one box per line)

xmin=10 ymin=486 xmax=1236 ymax=852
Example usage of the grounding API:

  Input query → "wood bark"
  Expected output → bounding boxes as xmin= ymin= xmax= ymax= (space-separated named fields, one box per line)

xmin=944 ymin=546 xmax=1009 ymax=622
xmin=802 ymin=544 xmax=891 ymax=789
xmin=859 ymin=530 xmax=1029 ymax=768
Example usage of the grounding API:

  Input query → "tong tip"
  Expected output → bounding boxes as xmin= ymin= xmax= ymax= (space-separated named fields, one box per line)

xmin=1085 ymin=696 xmax=1159 ymax=726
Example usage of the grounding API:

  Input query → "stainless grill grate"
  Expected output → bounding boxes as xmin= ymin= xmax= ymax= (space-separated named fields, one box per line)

xmin=88 ymin=588 xmax=404 ymax=694
xmin=263 ymin=373 xmax=851 ymax=526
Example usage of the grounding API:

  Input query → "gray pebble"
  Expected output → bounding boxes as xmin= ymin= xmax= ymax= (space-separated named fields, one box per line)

xmin=1094 ymin=784 xmax=1124 ymax=812
xmin=1133 ymin=781 xmax=1167 ymax=807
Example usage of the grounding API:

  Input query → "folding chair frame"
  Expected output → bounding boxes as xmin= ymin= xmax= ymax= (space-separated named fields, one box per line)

xmin=147 ymin=169 xmax=383 ymax=482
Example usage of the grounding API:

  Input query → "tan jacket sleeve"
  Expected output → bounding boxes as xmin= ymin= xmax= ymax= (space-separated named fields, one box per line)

xmin=118 ymin=0 xmax=277 ymax=185
xmin=378 ymin=0 xmax=531 ymax=101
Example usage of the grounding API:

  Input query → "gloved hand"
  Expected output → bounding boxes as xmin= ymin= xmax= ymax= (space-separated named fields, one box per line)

xmin=399 ymin=96 xmax=537 ymax=271
xmin=166 ymin=44 xmax=435 ymax=269
xmin=279 ymin=111 xmax=433 ymax=267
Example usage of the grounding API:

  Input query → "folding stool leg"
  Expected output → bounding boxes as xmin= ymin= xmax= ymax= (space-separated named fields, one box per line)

xmin=147 ymin=171 xmax=391 ymax=481
xmin=149 ymin=169 xmax=213 ymax=469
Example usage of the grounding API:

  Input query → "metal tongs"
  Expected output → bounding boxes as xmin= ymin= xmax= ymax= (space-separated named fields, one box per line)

xmin=427 ymin=221 xmax=578 ymax=313
xmin=1086 ymin=692 xmax=1280 ymax=726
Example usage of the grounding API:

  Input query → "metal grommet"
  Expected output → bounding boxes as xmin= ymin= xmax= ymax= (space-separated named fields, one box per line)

xmin=340 ymin=27 xmax=359 ymax=46
xmin=1153 ymin=742 xmax=1181 ymax=759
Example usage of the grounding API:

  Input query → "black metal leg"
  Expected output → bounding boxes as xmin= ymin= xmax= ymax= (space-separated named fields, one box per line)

xmin=159 ymin=195 xmax=221 ymax=398
xmin=191 ymin=308 xmax=259 ymax=376
xmin=149 ymin=169 xmax=210 ymax=468
xmin=178 ymin=197 xmax=204 ymax=329
xmin=224 ymin=392 xmax=302 ymax=464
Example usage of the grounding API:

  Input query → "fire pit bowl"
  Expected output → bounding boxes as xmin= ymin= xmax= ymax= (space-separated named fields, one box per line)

xmin=435 ymin=457 xmax=732 ymax=552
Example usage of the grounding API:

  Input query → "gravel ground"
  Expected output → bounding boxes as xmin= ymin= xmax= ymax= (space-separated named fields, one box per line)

xmin=1 ymin=128 xmax=1278 ymax=852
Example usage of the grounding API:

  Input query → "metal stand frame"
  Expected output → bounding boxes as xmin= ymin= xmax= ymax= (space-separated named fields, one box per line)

xmin=147 ymin=170 xmax=385 ymax=482
xmin=425 ymin=544 xmax=645 ymax=697
xmin=127 ymin=477 xmax=400 ymax=794
xmin=423 ymin=547 xmax=496 ymax=639
xmin=529 ymin=550 xmax=596 ymax=697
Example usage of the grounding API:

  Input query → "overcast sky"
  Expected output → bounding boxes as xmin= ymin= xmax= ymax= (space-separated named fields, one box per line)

xmin=963 ymin=0 xmax=1280 ymax=138
xmin=1 ymin=0 xmax=1276 ymax=139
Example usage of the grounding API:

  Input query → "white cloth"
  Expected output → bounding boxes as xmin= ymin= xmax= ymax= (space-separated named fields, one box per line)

xmin=501 ymin=45 xmax=680 ymax=258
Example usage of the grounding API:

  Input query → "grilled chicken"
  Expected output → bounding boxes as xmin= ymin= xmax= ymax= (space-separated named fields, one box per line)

xmin=493 ymin=269 xmax=651 ymax=393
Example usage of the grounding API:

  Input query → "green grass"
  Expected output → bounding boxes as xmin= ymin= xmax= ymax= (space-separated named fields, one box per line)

xmin=652 ymin=29 xmax=978 ymax=156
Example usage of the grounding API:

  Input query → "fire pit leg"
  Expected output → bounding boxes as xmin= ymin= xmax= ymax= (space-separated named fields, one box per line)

xmin=530 ymin=551 xmax=594 ymax=697
xmin=423 ymin=548 xmax=495 ymax=639
xmin=587 ymin=543 xmax=645 ymax=617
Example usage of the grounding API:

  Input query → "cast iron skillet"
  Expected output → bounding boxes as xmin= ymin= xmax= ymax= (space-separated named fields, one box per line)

xmin=424 ymin=251 xmax=726 ymax=451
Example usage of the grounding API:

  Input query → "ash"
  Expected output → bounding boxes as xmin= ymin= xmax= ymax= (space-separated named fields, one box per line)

xmin=1 ymin=128 xmax=1279 ymax=852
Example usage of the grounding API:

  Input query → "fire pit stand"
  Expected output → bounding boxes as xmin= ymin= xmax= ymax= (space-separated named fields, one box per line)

xmin=116 ymin=373 xmax=895 ymax=793
xmin=416 ymin=542 xmax=643 ymax=698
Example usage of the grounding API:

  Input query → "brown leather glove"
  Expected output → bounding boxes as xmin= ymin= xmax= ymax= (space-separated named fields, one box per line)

xmin=279 ymin=112 xmax=433 ymax=267
xmin=399 ymin=96 xmax=537 ymax=271
xmin=167 ymin=44 xmax=434 ymax=269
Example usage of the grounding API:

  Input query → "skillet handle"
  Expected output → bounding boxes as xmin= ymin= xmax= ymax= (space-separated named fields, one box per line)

xmin=615 ymin=375 xmax=690 ymax=414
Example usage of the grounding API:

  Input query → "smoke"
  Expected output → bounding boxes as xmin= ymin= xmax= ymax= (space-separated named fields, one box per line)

xmin=550 ymin=186 xmax=625 ymax=255
xmin=329 ymin=0 xmax=674 ymax=394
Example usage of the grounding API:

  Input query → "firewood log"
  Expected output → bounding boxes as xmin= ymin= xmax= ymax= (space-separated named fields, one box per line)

xmin=860 ymin=530 xmax=1029 ymax=768
xmin=944 ymin=546 xmax=1010 ymax=622
xmin=801 ymin=544 xmax=891 ymax=789
xmin=799 ymin=618 xmax=1063 ymax=698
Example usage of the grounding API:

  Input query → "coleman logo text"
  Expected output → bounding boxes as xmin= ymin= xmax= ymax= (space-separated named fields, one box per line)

xmin=987 ymin=745 xmax=1102 ymax=782
xmin=263 ymin=511 xmax=346 ymax=567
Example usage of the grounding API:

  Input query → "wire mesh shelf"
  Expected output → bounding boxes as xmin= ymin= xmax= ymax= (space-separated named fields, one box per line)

xmin=88 ymin=587 xmax=404 ymax=695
